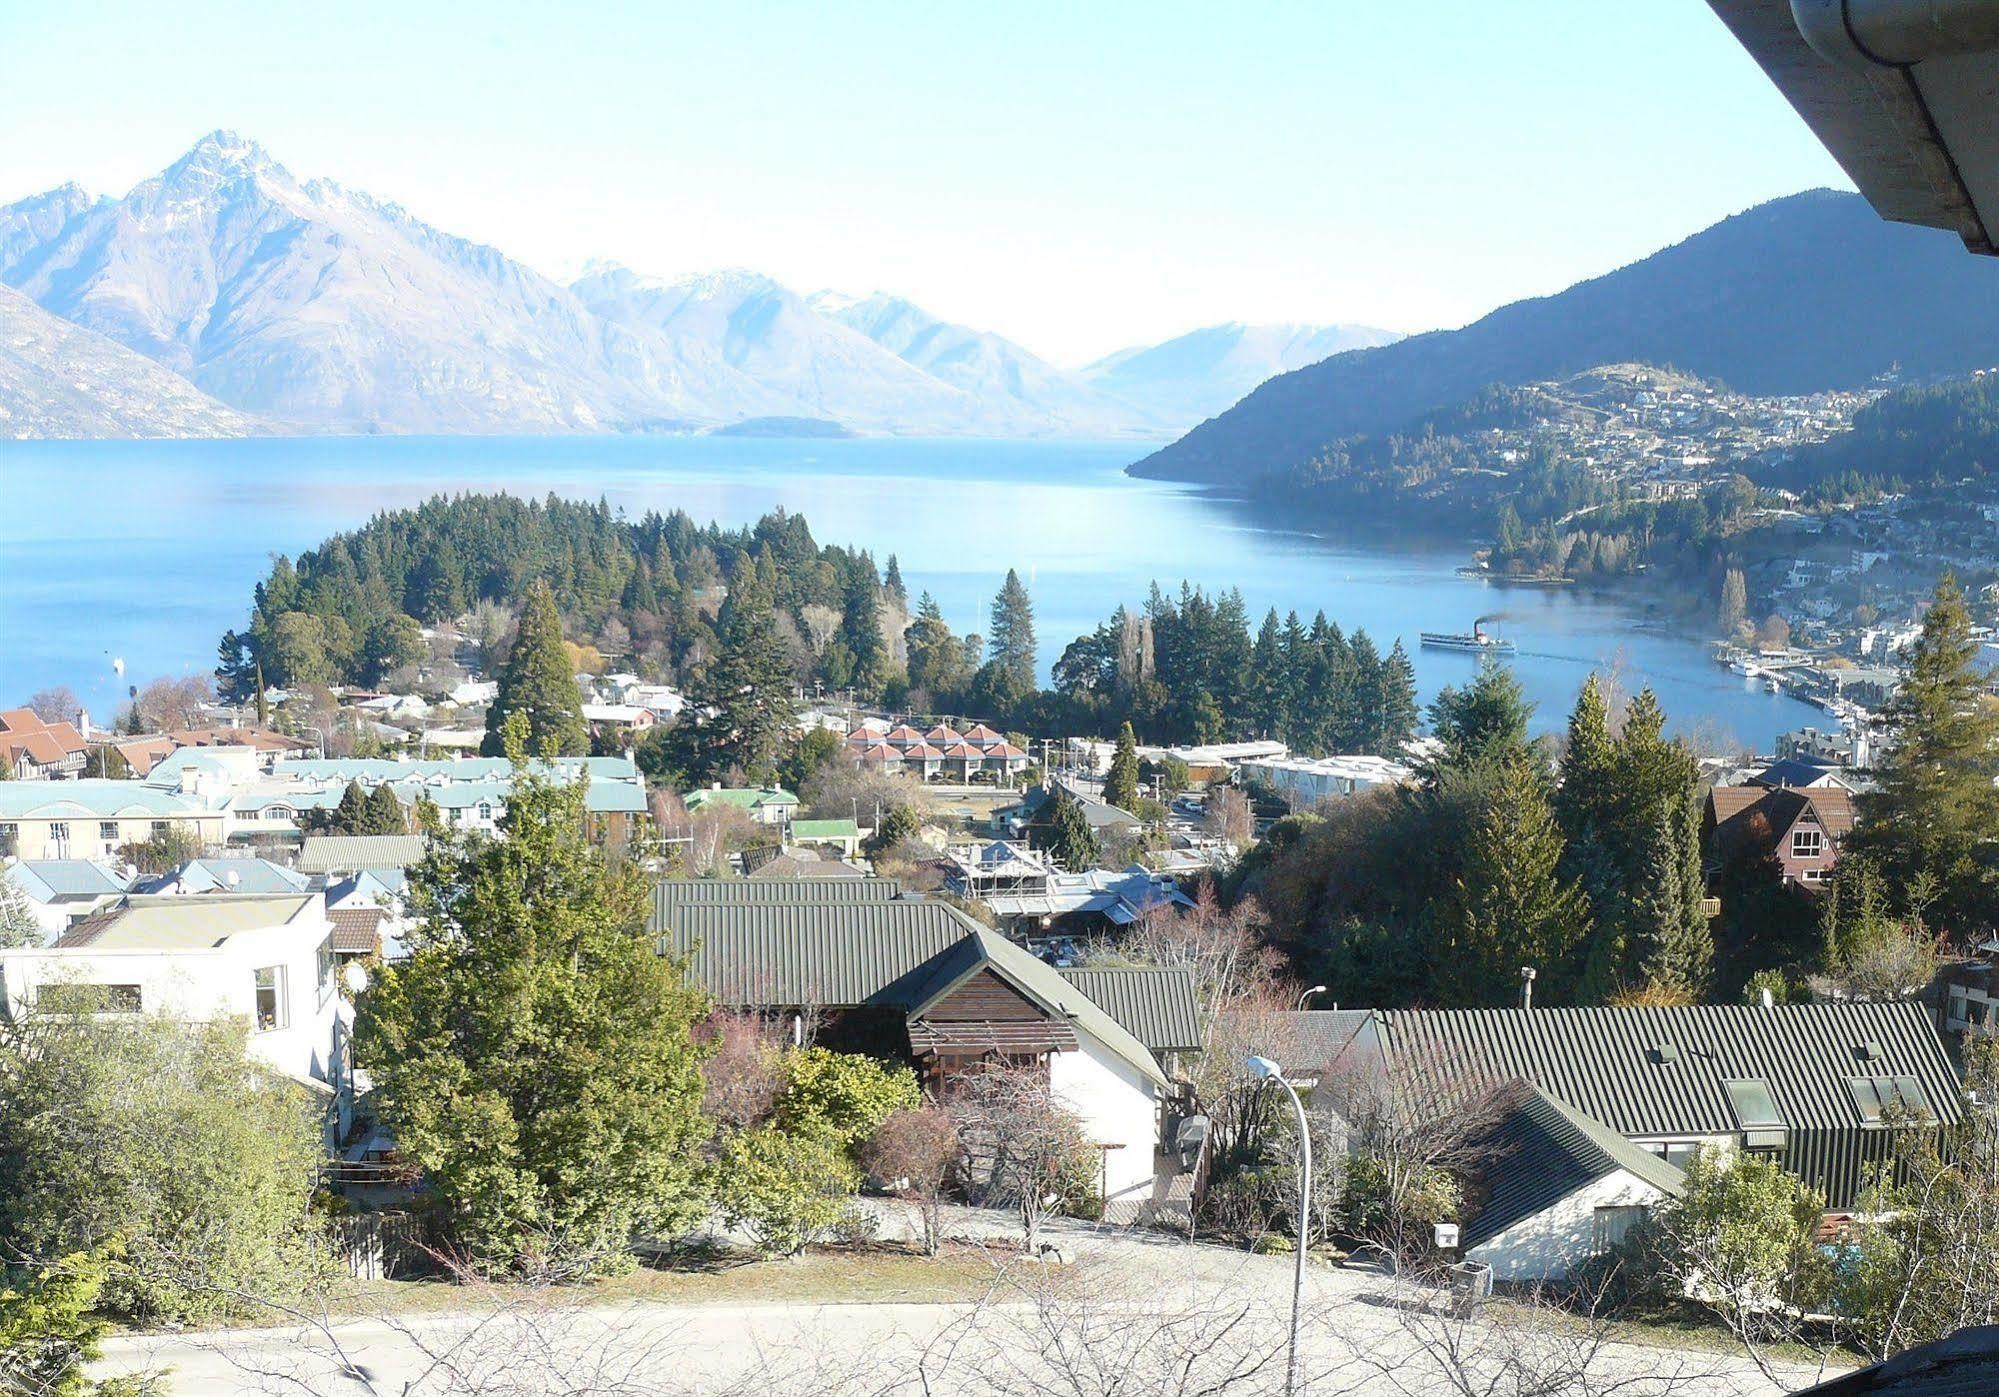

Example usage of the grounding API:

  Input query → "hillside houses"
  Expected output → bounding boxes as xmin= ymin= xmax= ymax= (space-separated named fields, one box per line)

xmin=0 ymin=707 xmax=87 ymax=779
xmin=846 ymin=721 xmax=1031 ymax=783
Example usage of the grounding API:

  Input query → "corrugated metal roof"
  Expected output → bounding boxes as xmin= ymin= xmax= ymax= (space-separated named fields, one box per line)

xmin=55 ymin=894 xmax=317 ymax=950
xmin=1463 ymin=1081 xmax=1685 ymax=1251
xmin=1377 ymin=1005 xmax=1961 ymax=1138
xmin=1378 ymin=1004 xmax=1962 ymax=1208
xmin=652 ymin=878 xmax=903 ymax=914
xmin=652 ymin=885 xmax=1168 ymax=1088
xmin=297 ymin=834 xmax=431 ymax=874
xmin=1057 ymin=967 xmax=1204 ymax=1053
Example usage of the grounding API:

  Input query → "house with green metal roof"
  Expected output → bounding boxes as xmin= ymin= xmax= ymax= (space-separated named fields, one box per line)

xmin=0 ymin=780 xmax=226 ymax=862
xmin=681 ymin=785 xmax=798 ymax=824
xmin=650 ymin=878 xmax=1202 ymax=1218
xmin=1459 ymin=1081 xmax=1687 ymax=1282
xmin=787 ymin=817 xmax=861 ymax=856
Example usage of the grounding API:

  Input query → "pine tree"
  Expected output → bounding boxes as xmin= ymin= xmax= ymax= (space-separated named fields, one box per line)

xmin=1248 ymin=609 xmax=1285 ymax=739
xmin=482 ymin=580 xmax=588 ymax=758
xmin=1435 ymin=751 xmax=1592 ymax=1005
xmin=988 ymin=569 xmax=1037 ymax=691
xmin=883 ymin=554 xmax=908 ymax=609
xmin=1719 ymin=567 xmax=1749 ymax=638
xmin=1636 ymin=788 xmax=1715 ymax=997
xmin=667 ymin=569 xmax=799 ymax=785
xmin=1377 ymin=640 xmax=1420 ymax=755
xmin=1033 ymin=789 xmax=1101 ymax=873
xmin=1426 ymin=661 xmax=1532 ymax=777
xmin=839 ymin=567 xmax=889 ymax=699
xmin=364 ymin=783 xmax=409 ymax=835
xmin=332 ymin=779 xmax=371 ymax=834
xmin=1850 ymin=573 xmax=1999 ymax=933
xmin=1104 ymin=722 xmax=1141 ymax=812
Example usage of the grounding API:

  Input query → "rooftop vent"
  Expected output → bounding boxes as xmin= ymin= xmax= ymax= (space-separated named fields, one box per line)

xmin=1859 ymin=1041 xmax=1885 ymax=1062
xmin=1651 ymin=1044 xmax=1679 ymax=1065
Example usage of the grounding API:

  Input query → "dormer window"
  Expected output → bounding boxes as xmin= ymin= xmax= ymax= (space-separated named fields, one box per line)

xmin=1792 ymin=827 xmax=1824 ymax=859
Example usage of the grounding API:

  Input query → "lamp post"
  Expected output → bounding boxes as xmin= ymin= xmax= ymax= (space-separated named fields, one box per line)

xmin=1297 ymin=984 xmax=1329 ymax=1011
xmin=1249 ymin=1054 xmax=1310 ymax=1396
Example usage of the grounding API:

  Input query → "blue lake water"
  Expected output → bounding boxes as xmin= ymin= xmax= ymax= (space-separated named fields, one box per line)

xmin=0 ymin=434 xmax=1820 ymax=748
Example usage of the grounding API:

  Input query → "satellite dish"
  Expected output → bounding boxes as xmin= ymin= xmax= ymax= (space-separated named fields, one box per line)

xmin=341 ymin=963 xmax=370 ymax=996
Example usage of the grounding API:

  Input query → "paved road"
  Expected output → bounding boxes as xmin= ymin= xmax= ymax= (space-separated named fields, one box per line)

xmin=96 ymin=1216 xmax=1837 ymax=1396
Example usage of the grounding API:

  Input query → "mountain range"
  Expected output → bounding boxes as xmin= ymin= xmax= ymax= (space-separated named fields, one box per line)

xmin=0 ymin=131 xmax=1396 ymax=440
xmin=1132 ymin=189 xmax=1999 ymax=483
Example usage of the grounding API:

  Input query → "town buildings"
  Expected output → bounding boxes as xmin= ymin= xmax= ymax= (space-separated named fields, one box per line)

xmin=0 ymin=708 xmax=88 ymax=780
xmin=846 ymin=722 xmax=1031 ymax=783
xmin=1235 ymin=753 xmax=1413 ymax=808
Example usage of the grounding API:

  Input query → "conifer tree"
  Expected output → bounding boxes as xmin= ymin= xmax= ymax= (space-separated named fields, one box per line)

xmin=1377 ymin=640 xmax=1420 ymax=755
xmin=332 ymin=779 xmax=371 ymax=833
xmin=1426 ymin=661 xmax=1532 ymax=777
xmin=1435 ymin=750 xmax=1592 ymax=1005
xmin=1636 ymin=788 xmax=1715 ymax=997
xmin=1104 ymin=722 xmax=1141 ymax=812
xmin=1850 ymin=573 xmax=1999 ymax=933
xmin=482 ymin=580 xmax=588 ymax=758
xmin=988 ymin=569 xmax=1038 ymax=691
xmin=1033 ymin=789 xmax=1100 ymax=872
xmin=666 ymin=568 xmax=799 ymax=785
xmin=353 ymin=716 xmax=710 ymax=1273
xmin=364 ymin=783 xmax=409 ymax=835
xmin=883 ymin=554 xmax=908 ymax=609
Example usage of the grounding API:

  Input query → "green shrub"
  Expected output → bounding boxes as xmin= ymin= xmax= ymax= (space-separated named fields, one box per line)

xmin=713 ymin=1127 xmax=860 ymax=1257
xmin=775 ymin=1048 xmax=920 ymax=1154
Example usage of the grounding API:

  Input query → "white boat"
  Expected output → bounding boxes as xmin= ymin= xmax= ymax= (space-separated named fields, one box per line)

xmin=1420 ymin=618 xmax=1517 ymax=654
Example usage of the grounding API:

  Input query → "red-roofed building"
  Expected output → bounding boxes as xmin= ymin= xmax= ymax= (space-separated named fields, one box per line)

xmin=0 ymin=710 xmax=87 ymax=780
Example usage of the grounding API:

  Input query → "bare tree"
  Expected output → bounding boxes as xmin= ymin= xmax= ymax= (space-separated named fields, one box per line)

xmin=861 ymin=1105 xmax=961 ymax=1257
xmin=1204 ymin=787 xmax=1255 ymax=849
xmin=698 ymin=1009 xmax=790 ymax=1132
xmin=949 ymin=1061 xmax=1095 ymax=1256
xmin=26 ymin=686 xmax=83 ymax=726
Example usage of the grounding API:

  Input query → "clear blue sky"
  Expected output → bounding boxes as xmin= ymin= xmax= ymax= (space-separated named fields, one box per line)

xmin=0 ymin=1 xmax=1851 ymax=363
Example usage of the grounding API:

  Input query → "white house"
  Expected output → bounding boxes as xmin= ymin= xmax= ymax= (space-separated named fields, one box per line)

xmin=1 ymin=860 xmax=133 ymax=940
xmin=0 ymin=893 xmax=350 ymax=1096
xmin=0 ymin=779 xmax=227 ymax=862
xmin=1236 ymin=754 xmax=1413 ymax=807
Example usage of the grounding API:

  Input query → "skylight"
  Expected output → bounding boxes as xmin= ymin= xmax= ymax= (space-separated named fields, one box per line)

xmin=1849 ymin=1076 xmax=1931 ymax=1124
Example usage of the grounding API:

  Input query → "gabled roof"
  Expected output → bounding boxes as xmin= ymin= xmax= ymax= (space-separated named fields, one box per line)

xmin=297 ymin=834 xmax=430 ymax=875
xmin=746 ymin=851 xmax=867 ymax=881
xmin=1752 ymin=757 xmax=1845 ymax=790
xmin=1375 ymin=1004 xmax=1962 ymax=1141
xmin=0 ymin=780 xmax=212 ymax=821
xmin=651 ymin=882 xmax=1168 ymax=1087
xmin=137 ymin=858 xmax=312 ymax=896
xmin=327 ymin=906 xmax=387 ymax=954
xmin=1462 ymin=1081 xmax=1686 ymax=1251
xmin=4 ymin=859 xmax=131 ymax=902
xmin=682 ymin=785 xmax=797 ymax=812
xmin=790 ymin=818 xmax=860 ymax=841
xmin=1057 ymin=966 xmax=1204 ymax=1053
xmin=653 ymin=877 xmax=903 ymax=915
xmin=1709 ymin=784 xmax=1856 ymax=860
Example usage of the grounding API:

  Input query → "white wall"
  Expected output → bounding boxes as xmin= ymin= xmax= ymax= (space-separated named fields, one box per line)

xmin=1466 ymin=1170 xmax=1669 ymax=1282
xmin=0 ymin=904 xmax=347 ymax=1088
xmin=1050 ymin=1035 xmax=1161 ymax=1208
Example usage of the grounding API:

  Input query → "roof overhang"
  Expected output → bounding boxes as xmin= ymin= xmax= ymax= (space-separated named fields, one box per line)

xmin=1708 ymin=0 xmax=1999 ymax=253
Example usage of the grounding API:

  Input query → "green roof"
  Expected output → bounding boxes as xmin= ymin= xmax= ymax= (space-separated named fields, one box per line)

xmin=1463 ymin=1082 xmax=1685 ymax=1251
xmin=682 ymin=786 xmax=797 ymax=812
xmin=651 ymin=880 xmax=1167 ymax=1087
xmin=1057 ymin=966 xmax=1204 ymax=1053
xmin=653 ymin=878 xmax=901 ymax=916
xmin=297 ymin=834 xmax=431 ymax=874
xmin=790 ymin=818 xmax=860 ymax=841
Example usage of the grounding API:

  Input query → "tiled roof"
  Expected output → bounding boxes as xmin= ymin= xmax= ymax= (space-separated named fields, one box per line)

xmin=1462 ymin=1081 xmax=1686 ymax=1251
xmin=328 ymin=906 xmax=387 ymax=954
xmin=1709 ymin=785 xmax=1856 ymax=859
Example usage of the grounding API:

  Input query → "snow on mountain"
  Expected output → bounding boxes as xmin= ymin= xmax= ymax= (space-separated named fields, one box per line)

xmin=811 ymin=291 xmax=1151 ymax=436
xmin=1085 ymin=321 xmax=1405 ymax=428
xmin=0 ymin=132 xmax=1386 ymax=439
xmin=0 ymin=281 xmax=257 ymax=438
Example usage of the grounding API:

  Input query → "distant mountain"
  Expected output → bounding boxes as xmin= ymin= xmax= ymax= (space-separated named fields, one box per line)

xmin=0 ymin=282 xmax=257 ymax=438
xmin=811 ymin=291 xmax=1145 ymax=435
xmin=0 ymin=131 xmax=1379 ymax=439
xmin=1132 ymin=190 xmax=1999 ymax=483
xmin=1085 ymin=322 xmax=1402 ymax=429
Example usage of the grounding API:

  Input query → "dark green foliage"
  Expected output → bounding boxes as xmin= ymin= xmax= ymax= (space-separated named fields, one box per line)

xmin=987 ymin=569 xmax=1037 ymax=692
xmin=360 ymin=613 xmax=426 ymax=685
xmin=483 ymin=580 xmax=588 ymax=758
xmin=1104 ymin=722 xmax=1141 ymax=812
xmin=1432 ymin=750 xmax=1591 ymax=1004
xmin=353 ymin=719 xmax=711 ymax=1274
xmin=1425 ymin=661 xmax=1532 ymax=775
xmin=0 ymin=1248 xmax=147 ymax=1397
xmin=1848 ymin=574 xmax=1999 ymax=936
xmin=659 ymin=569 xmax=799 ymax=787
xmin=868 ymin=803 xmax=922 ymax=855
xmin=1031 ymin=789 xmax=1099 ymax=872
xmin=363 ymin=783 xmax=408 ymax=835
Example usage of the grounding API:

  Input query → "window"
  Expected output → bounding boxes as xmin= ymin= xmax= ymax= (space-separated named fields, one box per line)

xmin=1802 ymin=867 xmax=1827 ymax=883
xmin=1725 ymin=1079 xmax=1788 ymax=1150
xmin=98 ymin=821 xmax=119 ymax=842
xmin=1593 ymin=1205 xmax=1648 ymax=1253
xmin=269 ymin=805 xmax=294 ymax=821
xmin=1792 ymin=827 xmax=1824 ymax=859
xmin=1849 ymin=1076 xmax=1931 ymax=1124
xmin=48 ymin=821 xmax=70 ymax=847
xmin=477 ymin=801 xmax=493 ymax=822
xmin=0 ymin=822 xmax=16 ymax=856
xmin=253 ymin=966 xmax=287 ymax=1032
xmin=316 ymin=937 xmax=335 ymax=996
xmin=1638 ymin=1140 xmax=1704 ymax=1171
xmin=1952 ymin=989 xmax=1971 ymax=1027
xmin=151 ymin=820 xmax=170 ymax=837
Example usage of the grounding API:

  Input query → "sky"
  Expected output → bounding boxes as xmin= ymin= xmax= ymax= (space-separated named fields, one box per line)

xmin=0 ymin=2 xmax=1853 ymax=365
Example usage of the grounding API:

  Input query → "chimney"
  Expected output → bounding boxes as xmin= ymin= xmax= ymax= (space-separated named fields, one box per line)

xmin=1519 ymin=966 xmax=1537 ymax=1012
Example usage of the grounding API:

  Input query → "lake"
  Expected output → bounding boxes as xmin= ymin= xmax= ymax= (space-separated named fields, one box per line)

xmin=0 ymin=434 xmax=1821 ymax=748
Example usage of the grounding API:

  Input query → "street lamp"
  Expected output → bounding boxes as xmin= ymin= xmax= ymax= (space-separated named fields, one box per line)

xmin=1248 ymin=1054 xmax=1311 ymax=1397
xmin=1297 ymin=984 xmax=1329 ymax=1011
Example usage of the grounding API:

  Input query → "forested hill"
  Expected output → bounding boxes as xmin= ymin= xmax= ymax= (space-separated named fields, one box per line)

xmin=1131 ymin=190 xmax=1999 ymax=485
xmin=1753 ymin=371 xmax=1999 ymax=499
